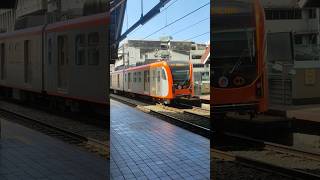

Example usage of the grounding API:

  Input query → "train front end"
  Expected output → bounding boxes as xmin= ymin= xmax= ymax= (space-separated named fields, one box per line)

xmin=212 ymin=0 xmax=268 ymax=114
xmin=168 ymin=61 xmax=194 ymax=100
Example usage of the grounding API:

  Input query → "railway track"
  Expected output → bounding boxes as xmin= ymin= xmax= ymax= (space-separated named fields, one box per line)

xmin=0 ymin=105 xmax=109 ymax=159
xmin=211 ymin=149 xmax=320 ymax=180
xmin=110 ymin=94 xmax=211 ymax=138
xmin=213 ymin=132 xmax=320 ymax=179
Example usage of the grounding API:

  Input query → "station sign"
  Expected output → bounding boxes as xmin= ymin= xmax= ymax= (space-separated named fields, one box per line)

xmin=305 ymin=69 xmax=316 ymax=85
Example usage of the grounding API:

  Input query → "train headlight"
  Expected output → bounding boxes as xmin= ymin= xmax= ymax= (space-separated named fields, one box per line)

xmin=178 ymin=85 xmax=182 ymax=89
xmin=218 ymin=76 xmax=229 ymax=88
xmin=233 ymin=76 xmax=246 ymax=87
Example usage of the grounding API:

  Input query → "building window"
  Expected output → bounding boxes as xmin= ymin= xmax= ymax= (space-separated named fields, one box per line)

xmin=295 ymin=35 xmax=303 ymax=45
xmin=309 ymin=9 xmax=316 ymax=19
xmin=88 ymin=32 xmax=99 ymax=65
xmin=192 ymin=55 xmax=202 ymax=59
xmin=309 ymin=34 xmax=317 ymax=44
xmin=75 ymin=34 xmax=86 ymax=65
xmin=265 ymin=9 xmax=302 ymax=20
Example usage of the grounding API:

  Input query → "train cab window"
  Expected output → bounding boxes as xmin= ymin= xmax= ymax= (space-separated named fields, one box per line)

xmin=161 ymin=69 xmax=166 ymax=80
xmin=75 ymin=34 xmax=86 ymax=65
xmin=88 ymin=32 xmax=99 ymax=65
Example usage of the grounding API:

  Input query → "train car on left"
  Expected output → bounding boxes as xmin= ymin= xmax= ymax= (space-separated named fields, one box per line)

xmin=0 ymin=13 xmax=109 ymax=114
xmin=0 ymin=26 xmax=44 ymax=98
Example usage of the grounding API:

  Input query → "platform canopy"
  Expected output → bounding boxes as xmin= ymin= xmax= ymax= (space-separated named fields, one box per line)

xmin=0 ymin=0 xmax=17 ymax=8
xmin=298 ymin=0 xmax=320 ymax=8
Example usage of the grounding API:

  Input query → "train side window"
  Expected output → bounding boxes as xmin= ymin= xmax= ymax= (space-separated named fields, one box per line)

xmin=24 ymin=40 xmax=31 ymax=83
xmin=138 ymin=72 xmax=141 ymax=82
xmin=128 ymin=72 xmax=131 ymax=89
xmin=117 ymin=74 xmax=120 ymax=88
xmin=144 ymin=71 xmax=147 ymax=83
xmin=75 ymin=34 xmax=86 ymax=65
xmin=0 ymin=43 xmax=5 ymax=80
xmin=88 ymin=32 xmax=99 ymax=65
xmin=161 ymin=69 xmax=166 ymax=80
xmin=128 ymin=73 xmax=131 ymax=82
xmin=125 ymin=74 xmax=127 ymax=82
xmin=152 ymin=70 xmax=156 ymax=81
xmin=157 ymin=71 xmax=160 ymax=82
xmin=48 ymin=38 xmax=52 ymax=65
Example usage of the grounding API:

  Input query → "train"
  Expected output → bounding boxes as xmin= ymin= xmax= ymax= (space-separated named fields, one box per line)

xmin=0 ymin=13 xmax=109 ymax=113
xmin=110 ymin=60 xmax=194 ymax=104
xmin=212 ymin=0 xmax=268 ymax=116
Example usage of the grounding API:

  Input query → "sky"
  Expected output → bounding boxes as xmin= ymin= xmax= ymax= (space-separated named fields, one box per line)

xmin=121 ymin=0 xmax=210 ymax=44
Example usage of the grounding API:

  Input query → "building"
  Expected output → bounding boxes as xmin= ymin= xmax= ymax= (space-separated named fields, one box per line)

xmin=262 ymin=0 xmax=320 ymax=105
xmin=0 ymin=9 xmax=16 ymax=32
xmin=115 ymin=39 xmax=195 ymax=69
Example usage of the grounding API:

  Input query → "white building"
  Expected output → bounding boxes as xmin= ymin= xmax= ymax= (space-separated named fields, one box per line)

xmin=262 ymin=0 xmax=320 ymax=105
xmin=0 ymin=9 xmax=16 ymax=32
xmin=115 ymin=39 xmax=195 ymax=69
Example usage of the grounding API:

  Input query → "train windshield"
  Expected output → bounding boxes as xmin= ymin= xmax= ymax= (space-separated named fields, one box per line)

xmin=169 ymin=62 xmax=190 ymax=87
xmin=212 ymin=0 xmax=257 ymax=88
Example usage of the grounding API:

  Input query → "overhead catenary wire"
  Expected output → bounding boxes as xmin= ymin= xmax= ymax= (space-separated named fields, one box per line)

xmin=184 ymin=31 xmax=210 ymax=41
xmin=128 ymin=0 xmax=179 ymax=38
xmin=171 ymin=17 xmax=209 ymax=36
xmin=143 ymin=1 xmax=210 ymax=40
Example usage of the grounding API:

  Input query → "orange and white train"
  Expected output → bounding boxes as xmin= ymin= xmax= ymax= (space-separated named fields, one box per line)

xmin=110 ymin=60 xmax=194 ymax=104
xmin=212 ymin=0 xmax=268 ymax=115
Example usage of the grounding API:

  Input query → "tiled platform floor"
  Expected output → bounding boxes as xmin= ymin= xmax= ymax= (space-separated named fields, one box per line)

xmin=110 ymin=99 xmax=210 ymax=180
xmin=0 ymin=118 xmax=108 ymax=180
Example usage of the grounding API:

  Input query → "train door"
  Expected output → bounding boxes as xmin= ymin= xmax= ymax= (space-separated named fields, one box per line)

xmin=57 ymin=35 xmax=69 ymax=90
xmin=160 ymin=68 xmax=168 ymax=97
xmin=143 ymin=70 xmax=150 ymax=94
xmin=24 ymin=40 xmax=32 ymax=83
xmin=0 ymin=43 xmax=5 ymax=80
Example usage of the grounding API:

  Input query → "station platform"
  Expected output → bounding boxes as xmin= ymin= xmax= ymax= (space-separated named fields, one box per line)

xmin=0 ymin=118 xmax=108 ymax=179
xmin=110 ymin=99 xmax=210 ymax=179
xmin=269 ymin=104 xmax=320 ymax=122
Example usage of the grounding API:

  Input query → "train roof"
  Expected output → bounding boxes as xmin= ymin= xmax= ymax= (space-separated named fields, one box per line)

xmin=0 ymin=25 xmax=43 ymax=40
xmin=0 ymin=12 xmax=109 ymax=40
xmin=46 ymin=12 xmax=109 ymax=32
xmin=111 ymin=60 xmax=191 ymax=74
